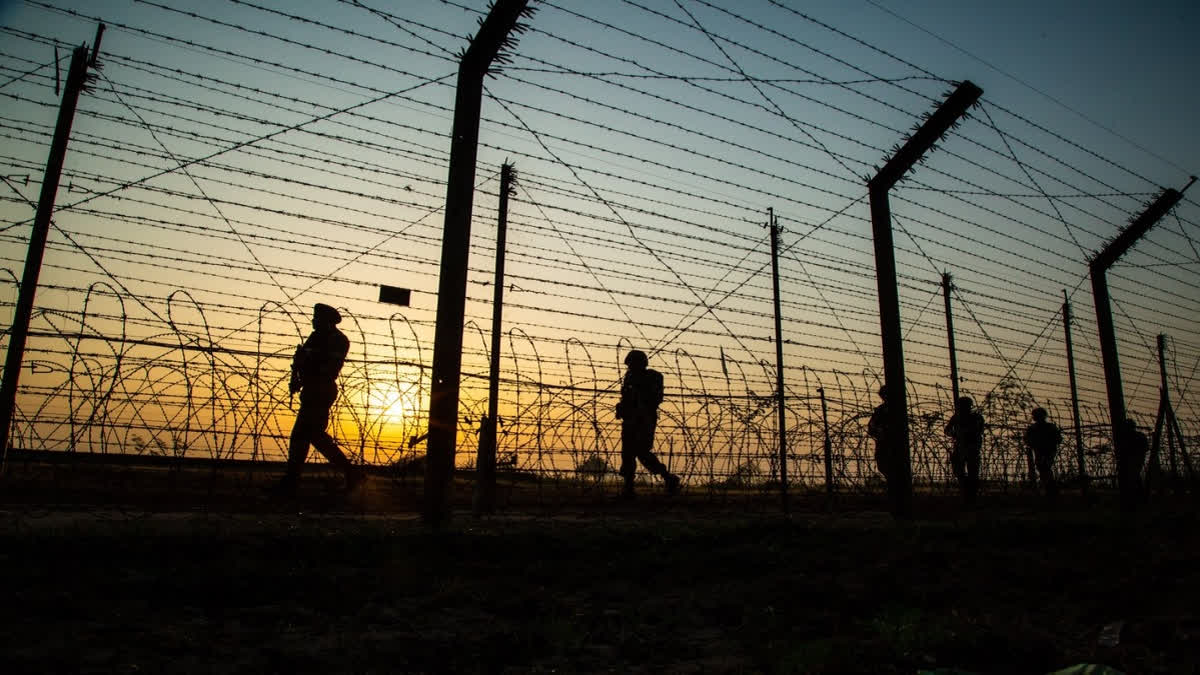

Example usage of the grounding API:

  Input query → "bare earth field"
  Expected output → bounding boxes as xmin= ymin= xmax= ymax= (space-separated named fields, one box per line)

xmin=0 ymin=463 xmax=1197 ymax=673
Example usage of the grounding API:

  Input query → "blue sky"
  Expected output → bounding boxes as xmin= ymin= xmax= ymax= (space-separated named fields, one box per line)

xmin=858 ymin=0 xmax=1197 ymax=182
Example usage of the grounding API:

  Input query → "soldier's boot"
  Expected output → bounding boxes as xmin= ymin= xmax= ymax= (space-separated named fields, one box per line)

xmin=621 ymin=476 xmax=636 ymax=499
xmin=664 ymin=473 xmax=681 ymax=495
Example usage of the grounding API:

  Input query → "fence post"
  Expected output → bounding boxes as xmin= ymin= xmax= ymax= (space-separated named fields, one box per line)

xmin=1089 ymin=178 xmax=1193 ymax=509
xmin=1061 ymin=291 xmax=1088 ymax=496
xmin=942 ymin=272 xmax=960 ymax=405
xmin=425 ymin=0 xmax=532 ymax=526
xmin=768 ymin=208 xmax=788 ymax=509
xmin=1149 ymin=333 xmax=1193 ymax=490
xmin=868 ymin=81 xmax=982 ymax=518
xmin=819 ymin=387 xmax=832 ymax=500
xmin=768 ymin=207 xmax=796 ymax=506
xmin=474 ymin=162 xmax=515 ymax=516
xmin=0 ymin=44 xmax=94 ymax=459
xmin=1147 ymin=333 xmax=1169 ymax=493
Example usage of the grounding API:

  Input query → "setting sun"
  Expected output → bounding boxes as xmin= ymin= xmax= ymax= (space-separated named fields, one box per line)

xmin=366 ymin=382 xmax=423 ymax=425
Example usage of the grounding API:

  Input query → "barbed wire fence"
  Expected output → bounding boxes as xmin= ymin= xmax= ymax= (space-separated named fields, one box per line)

xmin=0 ymin=282 xmax=1188 ymax=506
xmin=0 ymin=0 xmax=1196 ymax=510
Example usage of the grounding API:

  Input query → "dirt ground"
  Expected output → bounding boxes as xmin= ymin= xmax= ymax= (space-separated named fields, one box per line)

xmin=1 ymin=485 xmax=1197 ymax=674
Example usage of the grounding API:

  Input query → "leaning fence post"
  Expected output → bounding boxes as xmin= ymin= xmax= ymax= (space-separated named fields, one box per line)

xmin=0 ymin=42 xmax=98 ymax=462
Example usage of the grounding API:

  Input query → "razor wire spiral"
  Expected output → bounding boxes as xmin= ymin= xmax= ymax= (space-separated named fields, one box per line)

xmin=2 ymin=281 xmax=1161 ymax=493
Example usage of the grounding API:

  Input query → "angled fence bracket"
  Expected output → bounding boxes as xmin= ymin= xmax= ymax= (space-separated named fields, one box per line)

xmin=426 ymin=0 xmax=533 ymax=525
xmin=868 ymin=80 xmax=982 ymax=518
xmin=1089 ymin=176 xmax=1194 ymax=507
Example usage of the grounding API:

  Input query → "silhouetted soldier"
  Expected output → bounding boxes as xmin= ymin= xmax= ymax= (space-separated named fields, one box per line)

xmin=867 ymin=385 xmax=893 ymax=483
xmin=275 ymin=303 xmax=364 ymax=496
xmin=1024 ymin=407 xmax=1062 ymax=499
xmin=1115 ymin=417 xmax=1148 ymax=509
xmin=944 ymin=396 xmax=984 ymax=503
xmin=615 ymin=349 xmax=680 ymax=497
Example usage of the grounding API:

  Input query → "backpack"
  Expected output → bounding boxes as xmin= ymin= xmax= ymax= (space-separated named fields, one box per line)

xmin=645 ymin=369 xmax=664 ymax=409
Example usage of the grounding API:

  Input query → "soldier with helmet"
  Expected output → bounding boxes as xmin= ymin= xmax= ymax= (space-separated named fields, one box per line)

xmin=867 ymin=384 xmax=893 ymax=483
xmin=944 ymin=395 xmax=985 ymax=503
xmin=615 ymin=349 xmax=681 ymax=496
xmin=274 ymin=302 xmax=365 ymax=496
xmin=1024 ymin=407 xmax=1062 ymax=499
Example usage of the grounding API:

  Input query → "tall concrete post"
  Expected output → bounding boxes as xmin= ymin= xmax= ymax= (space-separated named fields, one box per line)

xmin=768 ymin=208 xmax=788 ymax=508
xmin=868 ymin=81 xmax=982 ymax=518
xmin=425 ymin=1 xmax=532 ymax=525
xmin=1089 ymin=178 xmax=1192 ymax=508
xmin=0 ymin=44 xmax=93 ymax=458
xmin=474 ymin=163 xmax=515 ymax=516
xmin=1061 ymin=292 xmax=1087 ymax=494
xmin=942 ymin=272 xmax=960 ymax=404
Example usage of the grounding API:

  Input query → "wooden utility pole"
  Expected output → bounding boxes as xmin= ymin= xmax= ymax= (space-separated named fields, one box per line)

xmin=942 ymin=272 xmax=960 ymax=404
xmin=868 ymin=80 xmax=982 ymax=518
xmin=474 ymin=162 xmax=514 ymax=516
xmin=425 ymin=0 xmax=531 ymax=525
xmin=768 ymin=208 xmax=788 ymax=508
xmin=0 ymin=42 xmax=96 ymax=458
xmin=1089 ymin=177 xmax=1193 ymax=508
xmin=1061 ymin=292 xmax=1087 ymax=495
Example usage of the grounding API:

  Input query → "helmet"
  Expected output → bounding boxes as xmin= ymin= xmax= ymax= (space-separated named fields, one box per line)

xmin=313 ymin=303 xmax=342 ymax=325
xmin=1032 ymin=407 xmax=1048 ymax=421
xmin=956 ymin=396 xmax=973 ymax=410
xmin=624 ymin=349 xmax=648 ymax=368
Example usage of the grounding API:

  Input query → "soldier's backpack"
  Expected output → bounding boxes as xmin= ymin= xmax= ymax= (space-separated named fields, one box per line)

xmin=645 ymin=368 xmax=664 ymax=409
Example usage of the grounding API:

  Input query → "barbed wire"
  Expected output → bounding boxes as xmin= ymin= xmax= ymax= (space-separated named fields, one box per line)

xmin=3 ymin=280 xmax=1155 ymax=490
xmin=7 ymin=22 xmax=1180 ymax=291
xmin=1 ymin=0 xmax=1194 ymax=498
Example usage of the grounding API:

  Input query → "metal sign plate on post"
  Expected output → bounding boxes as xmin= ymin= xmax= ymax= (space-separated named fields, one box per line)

xmin=378 ymin=285 xmax=411 ymax=307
